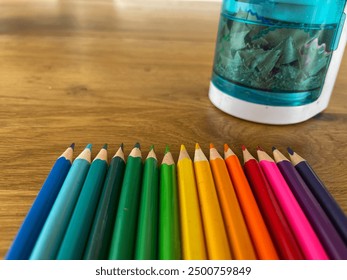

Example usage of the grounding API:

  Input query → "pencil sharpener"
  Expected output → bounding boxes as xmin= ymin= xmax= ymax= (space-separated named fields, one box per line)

xmin=209 ymin=0 xmax=347 ymax=124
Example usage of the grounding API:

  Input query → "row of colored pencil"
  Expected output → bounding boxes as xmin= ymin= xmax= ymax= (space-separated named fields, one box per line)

xmin=5 ymin=143 xmax=347 ymax=260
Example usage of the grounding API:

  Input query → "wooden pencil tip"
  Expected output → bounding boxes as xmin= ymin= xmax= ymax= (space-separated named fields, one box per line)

xmin=134 ymin=142 xmax=141 ymax=149
xmin=70 ymin=143 xmax=75 ymax=150
xmin=224 ymin=143 xmax=229 ymax=152
xmin=150 ymin=145 xmax=154 ymax=151
xmin=209 ymin=143 xmax=215 ymax=149
xmin=165 ymin=145 xmax=170 ymax=154
xmin=180 ymin=144 xmax=186 ymax=151
xmin=102 ymin=143 xmax=108 ymax=150
xmin=241 ymin=144 xmax=246 ymax=151
xmin=287 ymin=147 xmax=294 ymax=155
xmin=86 ymin=143 xmax=92 ymax=150
xmin=257 ymin=146 xmax=264 ymax=151
xmin=195 ymin=143 xmax=201 ymax=150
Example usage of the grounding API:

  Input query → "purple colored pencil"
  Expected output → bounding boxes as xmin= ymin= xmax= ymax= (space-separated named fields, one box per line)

xmin=273 ymin=148 xmax=347 ymax=259
xmin=287 ymin=147 xmax=347 ymax=245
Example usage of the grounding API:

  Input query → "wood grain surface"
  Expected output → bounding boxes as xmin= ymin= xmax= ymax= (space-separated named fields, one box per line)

xmin=0 ymin=0 xmax=346 ymax=259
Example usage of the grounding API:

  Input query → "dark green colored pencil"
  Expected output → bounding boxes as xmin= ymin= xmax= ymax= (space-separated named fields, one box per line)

xmin=135 ymin=146 xmax=159 ymax=260
xmin=108 ymin=143 xmax=143 ymax=260
xmin=83 ymin=144 xmax=126 ymax=260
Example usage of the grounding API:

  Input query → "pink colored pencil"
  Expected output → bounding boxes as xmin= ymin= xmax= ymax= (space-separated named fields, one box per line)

xmin=257 ymin=148 xmax=328 ymax=260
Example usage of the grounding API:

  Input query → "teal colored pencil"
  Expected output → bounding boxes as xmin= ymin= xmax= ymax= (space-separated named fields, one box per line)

xmin=57 ymin=145 xmax=108 ymax=260
xmin=135 ymin=146 xmax=159 ymax=260
xmin=30 ymin=144 xmax=92 ymax=260
xmin=159 ymin=146 xmax=181 ymax=260
xmin=83 ymin=144 xmax=126 ymax=260
xmin=109 ymin=143 xmax=143 ymax=260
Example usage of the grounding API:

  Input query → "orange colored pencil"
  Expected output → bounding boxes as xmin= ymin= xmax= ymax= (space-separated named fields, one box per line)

xmin=224 ymin=144 xmax=278 ymax=260
xmin=209 ymin=144 xmax=256 ymax=260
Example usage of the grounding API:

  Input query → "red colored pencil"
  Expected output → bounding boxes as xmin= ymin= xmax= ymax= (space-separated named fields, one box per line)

xmin=242 ymin=146 xmax=304 ymax=260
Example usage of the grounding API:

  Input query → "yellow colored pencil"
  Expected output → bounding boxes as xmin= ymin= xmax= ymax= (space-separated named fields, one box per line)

xmin=177 ymin=144 xmax=207 ymax=260
xmin=193 ymin=143 xmax=231 ymax=260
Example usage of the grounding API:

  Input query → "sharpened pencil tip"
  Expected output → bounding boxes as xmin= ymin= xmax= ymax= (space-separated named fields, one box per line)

xmin=150 ymin=145 xmax=154 ymax=151
xmin=165 ymin=145 xmax=170 ymax=154
xmin=287 ymin=147 xmax=294 ymax=155
xmin=120 ymin=143 xmax=124 ymax=151
xmin=224 ymin=143 xmax=229 ymax=152
xmin=180 ymin=144 xmax=186 ymax=151
xmin=257 ymin=146 xmax=264 ymax=151
xmin=209 ymin=143 xmax=215 ymax=149
xmin=195 ymin=143 xmax=201 ymax=150
xmin=241 ymin=145 xmax=246 ymax=151
xmin=272 ymin=146 xmax=277 ymax=152
xmin=134 ymin=142 xmax=141 ymax=149
xmin=86 ymin=143 xmax=92 ymax=150
xmin=70 ymin=143 xmax=75 ymax=150
xmin=102 ymin=144 xmax=107 ymax=150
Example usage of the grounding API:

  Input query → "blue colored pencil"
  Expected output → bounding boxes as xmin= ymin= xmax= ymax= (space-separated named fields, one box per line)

xmin=57 ymin=145 xmax=108 ymax=260
xmin=288 ymin=148 xmax=347 ymax=245
xmin=30 ymin=144 xmax=92 ymax=260
xmin=5 ymin=144 xmax=74 ymax=260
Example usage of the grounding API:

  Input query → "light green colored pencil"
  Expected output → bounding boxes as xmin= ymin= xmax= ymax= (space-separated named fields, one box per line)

xmin=159 ymin=146 xmax=181 ymax=260
xmin=56 ymin=144 xmax=108 ymax=260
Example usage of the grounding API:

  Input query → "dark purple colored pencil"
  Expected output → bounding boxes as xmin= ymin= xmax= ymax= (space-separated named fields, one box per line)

xmin=287 ymin=147 xmax=347 ymax=245
xmin=273 ymin=148 xmax=347 ymax=260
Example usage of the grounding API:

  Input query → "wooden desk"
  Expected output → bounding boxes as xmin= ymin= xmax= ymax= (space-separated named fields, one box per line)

xmin=0 ymin=0 xmax=346 ymax=258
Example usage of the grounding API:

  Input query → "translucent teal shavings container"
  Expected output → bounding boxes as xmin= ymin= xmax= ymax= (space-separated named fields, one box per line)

xmin=209 ymin=0 xmax=347 ymax=124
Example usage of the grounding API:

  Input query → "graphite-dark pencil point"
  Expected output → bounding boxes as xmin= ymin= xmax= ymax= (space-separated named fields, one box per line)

xmin=70 ymin=143 xmax=75 ymax=150
xmin=135 ymin=142 xmax=141 ymax=149
xmin=287 ymin=147 xmax=294 ymax=155
xmin=103 ymin=144 xmax=108 ymax=150
xmin=272 ymin=146 xmax=277 ymax=152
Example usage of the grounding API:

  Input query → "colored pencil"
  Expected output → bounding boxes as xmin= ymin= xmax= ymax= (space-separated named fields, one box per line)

xmin=209 ymin=144 xmax=256 ymax=260
xmin=288 ymin=148 xmax=347 ymax=245
xmin=177 ymin=144 xmax=206 ymax=260
xmin=109 ymin=143 xmax=143 ymax=260
xmin=194 ymin=143 xmax=231 ymax=260
xmin=83 ymin=144 xmax=126 ymax=260
xmin=5 ymin=144 xmax=74 ymax=260
xmin=242 ymin=146 xmax=304 ymax=260
xmin=224 ymin=144 xmax=278 ymax=260
xmin=57 ymin=144 xmax=108 ymax=260
xmin=135 ymin=146 xmax=159 ymax=260
xmin=30 ymin=144 xmax=92 ymax=260
xmin=159 ymin=146 xmax=181 ymax=260
xmin=257 ymin=148 xmax=328 ymax=260
xmin=273 ymin=148 xmax=347 ymax=259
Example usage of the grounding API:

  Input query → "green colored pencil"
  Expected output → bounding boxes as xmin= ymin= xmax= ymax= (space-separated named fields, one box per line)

xmin=159 ymin=146 xmax=181 ymax=260
xmin=135 ymin=146 xmax=159 ymax=260
xmin=108 ymin=143 xmax=143 ymax=260
xmin=56 ymin=144 xmax=108 ymax=260
xmin=83 ymin=144 xmax=126 ymax=260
